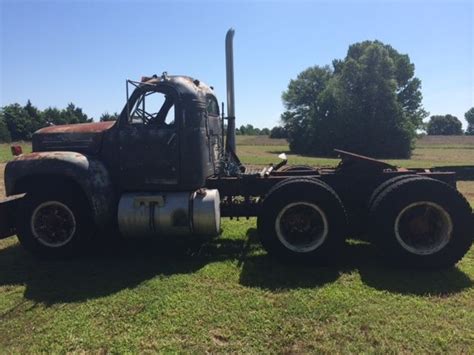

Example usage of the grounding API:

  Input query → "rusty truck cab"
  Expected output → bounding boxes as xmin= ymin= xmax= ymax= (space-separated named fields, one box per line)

xmin=101 ymin=74 xmax=223 ymax=192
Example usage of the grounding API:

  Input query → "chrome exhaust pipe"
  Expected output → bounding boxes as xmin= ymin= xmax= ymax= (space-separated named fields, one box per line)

xmin=225 ymin=28 xmax=236 ymax=152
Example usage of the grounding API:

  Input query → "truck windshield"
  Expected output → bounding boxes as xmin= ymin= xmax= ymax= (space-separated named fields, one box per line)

xmin=129 ymin=90 xmax=175 ymax=126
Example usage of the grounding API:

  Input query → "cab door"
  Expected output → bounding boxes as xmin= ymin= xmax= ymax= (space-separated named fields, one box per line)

xmin=118 ymin=88 xmax=180 ymax=190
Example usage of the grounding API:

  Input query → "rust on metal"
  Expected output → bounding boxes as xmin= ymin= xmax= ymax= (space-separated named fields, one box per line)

xmin=12 ymin=151 xmax=88 ymax=165
xmin=334 ymin=149 xmax=396 ymax=170
xmin=33 ymin=123 xmax=112 ymax=155
xmin=36 ymin=121 xmax=115 ymax=134
xmin=5 ymin=151 xmax=115 ymax=229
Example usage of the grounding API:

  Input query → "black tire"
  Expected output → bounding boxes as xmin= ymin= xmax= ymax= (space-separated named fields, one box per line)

xmin=368 ymin=177 xmax=473 ymax=268
xmin=353 ymin=174 xmax=423 ymax=242
xmin=16 ymin=186 xmax=94 ymax=258
xmin=257 ymin=178 xmax=347 ymax=263
xmin=279 ymin=165 xmax=316 ymax=172
xmin=368 ymin=174 xmax=422 ymax=209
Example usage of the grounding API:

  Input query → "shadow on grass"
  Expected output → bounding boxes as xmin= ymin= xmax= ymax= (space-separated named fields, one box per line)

xmin=238 ymin=229 xmax=340 ymax=290
xmin=239 ymin=229 xmax=473 ymax=296
xmin=0 ymin=228 xmax=472 ymax=305
xmin=0 ymin=236 xmax=236 ymax=305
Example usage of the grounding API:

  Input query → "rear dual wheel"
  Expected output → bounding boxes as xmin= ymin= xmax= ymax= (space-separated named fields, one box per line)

xmin=257 ymin=178 xmax=347 ymax=263
xmin=368 ymin=177 xmax=473 ymax=268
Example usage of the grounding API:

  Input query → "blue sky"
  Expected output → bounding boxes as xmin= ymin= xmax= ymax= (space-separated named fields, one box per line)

xmin=1 ymin=0 xmax=473 ymax=129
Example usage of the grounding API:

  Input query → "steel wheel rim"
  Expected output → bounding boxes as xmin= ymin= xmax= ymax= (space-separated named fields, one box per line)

xmin=31 ymin=201 xmax=77 ymax=248
xmin=394 ymin=201 xmax=452 ymax=255
xmin=275 ymin=202 xmax=329 ymax=253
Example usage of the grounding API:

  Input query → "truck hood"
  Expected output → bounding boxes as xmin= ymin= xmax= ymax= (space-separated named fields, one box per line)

xmin=33 ymin=121 xmax=116 ymax=155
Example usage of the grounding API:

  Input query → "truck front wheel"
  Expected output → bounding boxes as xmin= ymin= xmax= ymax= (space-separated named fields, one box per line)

xmin=257 ymin=178 xmax=347 ymax=263
xmin=16 ymin=187 xmax=94 ymax=258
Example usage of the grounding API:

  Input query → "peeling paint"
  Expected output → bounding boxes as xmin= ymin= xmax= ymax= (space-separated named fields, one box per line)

xmin=36 ymin=121 xmax=116 ymax=134
xmin=5 ymin=152 xmax=115 ymax=229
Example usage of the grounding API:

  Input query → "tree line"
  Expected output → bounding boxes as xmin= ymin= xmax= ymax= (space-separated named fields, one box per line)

xmin=1 ymin=96 xmax=471 ymax=147
xmin=0 ymin=101 xmax=91 ymax=142
xmin=0 ymin=100 xmax=289 ymax=142
xmin=0 ymin=101 xmax=128 ymax=143
xmin=236 ymin=124 xmax=268 ymax=136
xmin=271 ymin=111 xmax=474 ymax=140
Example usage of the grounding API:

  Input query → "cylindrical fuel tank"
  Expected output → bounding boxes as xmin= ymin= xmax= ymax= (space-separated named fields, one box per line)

xmin=117 ymin=189 xmax=220 ymax=238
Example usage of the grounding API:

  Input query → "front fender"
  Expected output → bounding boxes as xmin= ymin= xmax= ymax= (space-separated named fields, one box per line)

xmin=5 ymin=151 xmax=116 ymax=228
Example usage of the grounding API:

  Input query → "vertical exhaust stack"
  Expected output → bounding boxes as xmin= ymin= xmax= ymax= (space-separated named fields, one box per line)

xmin=225 ymin=28 xmax=236 ymax=153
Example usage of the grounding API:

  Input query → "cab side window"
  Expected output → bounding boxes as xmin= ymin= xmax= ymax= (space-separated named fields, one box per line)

xmin=130 ymin=91 xmax=175 ymax=127
xmin=206 ymin=95 xmax=220 ymax=117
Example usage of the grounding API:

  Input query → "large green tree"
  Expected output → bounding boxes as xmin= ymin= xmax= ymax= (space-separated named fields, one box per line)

xmin=281 ymin=41 xmax=427 ymax=158
xmin=465 ymin=107 xmax=474 ymax=135
xmin=427 ymin=115 xmax=463 ymax=135
xmin=281 ymin=66 xmax=334 ymax=154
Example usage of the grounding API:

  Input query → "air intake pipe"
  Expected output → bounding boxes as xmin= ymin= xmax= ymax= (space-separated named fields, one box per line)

xmin=225 ymin=28 xmax=236 ymax=153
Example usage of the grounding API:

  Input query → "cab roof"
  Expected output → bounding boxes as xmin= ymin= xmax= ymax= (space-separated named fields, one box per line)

xmin=137 ymin=74 xmax=215 ymax=98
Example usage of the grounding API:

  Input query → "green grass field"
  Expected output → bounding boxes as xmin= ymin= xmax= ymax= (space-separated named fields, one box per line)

xmin=0 ymin=136 xmax=473 ymax=352
xmin=236 ymin=135 xmax=474 ymax=168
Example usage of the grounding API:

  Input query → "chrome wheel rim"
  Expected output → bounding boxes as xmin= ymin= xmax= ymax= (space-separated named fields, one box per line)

xmin=31 ymin=201 xmax=76 ymax=248
xmin=275 ymin=202 xmax=329 ymax=253
xmin=394 ymin=201 xmax=452 ymax=255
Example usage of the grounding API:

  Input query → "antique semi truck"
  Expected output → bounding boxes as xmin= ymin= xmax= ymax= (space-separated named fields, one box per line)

xmin=1 ymin=30 xmax=472 ymax=268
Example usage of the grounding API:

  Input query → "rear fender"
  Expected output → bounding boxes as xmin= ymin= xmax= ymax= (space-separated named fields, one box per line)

xmin=5 ymin=151 xmax=115 ymax=228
